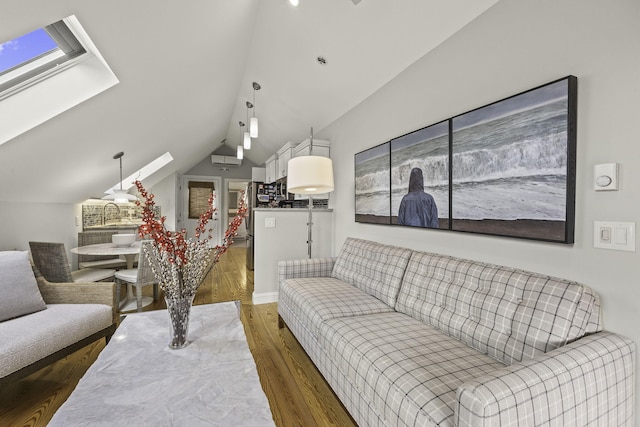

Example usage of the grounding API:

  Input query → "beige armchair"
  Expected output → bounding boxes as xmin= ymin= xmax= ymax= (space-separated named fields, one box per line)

xmin=34 ymin=268 xmax=118 ymax=324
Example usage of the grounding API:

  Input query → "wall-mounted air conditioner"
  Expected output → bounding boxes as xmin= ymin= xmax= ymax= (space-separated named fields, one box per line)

xmin=211 ymin=155 xmax=242 ymax=167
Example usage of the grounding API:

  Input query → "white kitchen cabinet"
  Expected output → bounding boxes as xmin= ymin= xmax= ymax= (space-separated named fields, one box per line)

xmin=251 ymin=167 xmax=266 ymax=182
xmin=265 ymin=155 xmax=277 ymax=184
xmin=292 ymin=139 xmax=331 ymax=200
xmin=276 ymin=142 xmax=296 ymax=180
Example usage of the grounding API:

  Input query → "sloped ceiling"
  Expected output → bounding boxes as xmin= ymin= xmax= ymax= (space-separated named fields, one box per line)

xmin=0 ymin=0 xmax=499 ymax=204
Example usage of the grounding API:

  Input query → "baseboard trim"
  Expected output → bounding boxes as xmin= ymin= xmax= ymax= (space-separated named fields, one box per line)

xmin=252 ymin=291 xmax=278 ymax=305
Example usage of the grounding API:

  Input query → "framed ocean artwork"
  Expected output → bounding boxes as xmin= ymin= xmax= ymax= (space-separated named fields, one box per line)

xmin=353 ymin=75 xmax=577 ymax=244
xmin=450 ymin=76 xmax=577 ymax=243
xmin=390 ymin=121 xmax=449 ymax=230
xmin=355 ymin=142 xmax=391 ymax=224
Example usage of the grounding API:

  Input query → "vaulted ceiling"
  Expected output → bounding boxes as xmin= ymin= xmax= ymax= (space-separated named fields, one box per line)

xmin=0 ymin=0 xmax=499 ymax=204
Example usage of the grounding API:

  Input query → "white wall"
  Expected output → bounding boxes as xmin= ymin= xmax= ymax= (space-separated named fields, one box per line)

xmin=0 ymin=174 xmax=175 ymax=263
xmin=320 ymin=0 xmax=640 ymax=413
xmin=0 ymin=201 xmax=80 ymax=265
xmin=148 ymin=173 xmax=179 ymax=231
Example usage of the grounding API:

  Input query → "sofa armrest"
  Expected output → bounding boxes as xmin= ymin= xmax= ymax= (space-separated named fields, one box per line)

xmin=35 ymin=274 xmax=118 ymax=324
xmin=278 ymin=257 xmax=336 ymax=288
xmin=455 ymin=331 xmax=635 ymax=426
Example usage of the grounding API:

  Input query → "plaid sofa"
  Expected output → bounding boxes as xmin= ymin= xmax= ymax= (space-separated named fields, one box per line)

xmin=278 ymin=238 xmax=635 ymax=427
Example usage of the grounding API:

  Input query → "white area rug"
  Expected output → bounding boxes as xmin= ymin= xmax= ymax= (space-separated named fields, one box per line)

xmin=49 ymin=301 xmax=275 ymax=426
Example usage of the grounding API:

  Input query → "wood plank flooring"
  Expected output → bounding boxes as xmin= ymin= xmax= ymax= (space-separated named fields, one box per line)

xmin=0 ymin=242 xmax=356 ymax=427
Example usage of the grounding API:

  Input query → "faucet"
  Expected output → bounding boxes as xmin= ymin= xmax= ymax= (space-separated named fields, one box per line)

xmin=102 ymin=202 xmax=121 ymax=226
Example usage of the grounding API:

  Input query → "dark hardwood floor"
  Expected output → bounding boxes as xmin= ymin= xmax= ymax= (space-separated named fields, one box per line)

xmin=0 ymin=242 xmax=356 ymax=427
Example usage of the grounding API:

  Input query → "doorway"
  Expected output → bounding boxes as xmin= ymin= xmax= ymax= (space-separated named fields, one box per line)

xmin=181 ymin=175 xmax=222 ymax=247
xmin=224 ymin=178 xmax=250 ymax=242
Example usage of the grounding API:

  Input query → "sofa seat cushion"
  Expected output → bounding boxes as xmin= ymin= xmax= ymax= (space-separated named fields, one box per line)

xmin=396 ymin=251 xmax=602 ymax=365
xmin=331 ymin=238 xmax=412 ymax=307
xmin=320 ymin=312 xmax=505 ymax=427
xmin=279 ymin=277 xmax=394 ymax=341
xmin=0 ymin=251 xmax=47 ymax=322
xmin=0 ymin=304 xmax=113 ymax=378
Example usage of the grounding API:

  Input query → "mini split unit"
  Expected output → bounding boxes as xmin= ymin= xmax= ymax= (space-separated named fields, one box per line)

xmin=211 ymin=155 xmax=242 ymax=167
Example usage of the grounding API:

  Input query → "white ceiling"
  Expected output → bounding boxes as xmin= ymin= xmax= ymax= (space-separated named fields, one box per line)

xmin=0 ymin=0 xmax=499 ymax=204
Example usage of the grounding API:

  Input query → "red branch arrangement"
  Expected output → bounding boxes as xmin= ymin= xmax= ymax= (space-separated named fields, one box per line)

xmin=134 ymin=180 xmax=247 ymax=299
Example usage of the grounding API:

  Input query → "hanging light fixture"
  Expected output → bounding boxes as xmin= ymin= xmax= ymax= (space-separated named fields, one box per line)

xmin=287 ymin=127 xmax=334 ymax=258
xmin=102 ymin=152 xmax=138 ymax=203
xmin=250 ymin=82 xmax=260 ymax=138
xmin=244 ymin=102 xmax=252 ymax=150
xmin=237 ymin=122 xmax=245 ymax=160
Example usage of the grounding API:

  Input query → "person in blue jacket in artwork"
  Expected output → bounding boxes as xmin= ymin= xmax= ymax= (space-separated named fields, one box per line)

xmin=397 ymin=167 xmax=439 ymax=228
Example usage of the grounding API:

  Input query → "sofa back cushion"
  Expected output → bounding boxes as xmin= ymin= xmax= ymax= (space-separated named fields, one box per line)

xmin=331 ymin=238 xmax=412 ymax=307
xmin=396 ymin=251 xmax=602 ymax=365
xmin=0 ymin=251 xmax=47 ymax=322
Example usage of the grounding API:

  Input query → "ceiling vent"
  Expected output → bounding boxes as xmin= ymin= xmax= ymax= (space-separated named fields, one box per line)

xmin=211 ymin=155 xmax=242 ymax=167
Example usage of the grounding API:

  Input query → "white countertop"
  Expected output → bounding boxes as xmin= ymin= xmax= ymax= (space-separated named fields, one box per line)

xmin=253 ymin=208 xmax=333 ymax=212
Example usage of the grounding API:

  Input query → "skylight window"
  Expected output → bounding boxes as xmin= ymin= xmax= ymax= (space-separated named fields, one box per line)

xmin=104 ymin=152 xmax=175 ymax=195
xmin=0 ymin=15 xmax=119 ymax=147
xmin=0 ymin=28 xmax=59 ymax=73
xmin=0 ymin=20 xmax=87 ymax=97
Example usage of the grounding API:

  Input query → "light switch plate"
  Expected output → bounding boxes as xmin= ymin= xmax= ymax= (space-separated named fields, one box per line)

xmin=265 ymin=217 xmax=276 ymax=228
xmin=594 ymin=221 xmax=635 ymax=251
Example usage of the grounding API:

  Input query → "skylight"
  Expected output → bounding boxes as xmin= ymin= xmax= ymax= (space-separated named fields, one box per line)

xmin=0 ymin=15 xmax=119 ymax=147
xmin=104 ymin=152 xmax=175 ymax=195
xmin=0 ymin=20 xmax=87 ymax=97
xmin=0 ymin=28 xmax=59 ymax=73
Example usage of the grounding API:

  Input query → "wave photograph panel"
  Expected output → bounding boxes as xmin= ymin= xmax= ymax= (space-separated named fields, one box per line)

xmin=451 ymin=76 xmax=576 ymax=242
xmin=355 ymin=142 xmax=391 ymax=224
xmin=390 ymin=121 xmax=449 ymax=229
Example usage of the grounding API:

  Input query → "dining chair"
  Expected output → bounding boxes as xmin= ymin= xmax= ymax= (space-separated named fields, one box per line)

xmin=28 ymin=242 xmax=116 ymax=283
xmin=77 ymin=231 xmax=128 ymax=270
xmin=114 ymin=240 xmax=159 ymax=312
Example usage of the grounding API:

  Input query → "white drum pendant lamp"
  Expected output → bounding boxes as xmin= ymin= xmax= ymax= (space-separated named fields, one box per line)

xmin=287 ymin=156 xmax=334 ymax=194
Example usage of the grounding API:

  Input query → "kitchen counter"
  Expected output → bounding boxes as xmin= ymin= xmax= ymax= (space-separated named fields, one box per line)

xmin=253 ymin=208 xmax=333 ymax=212
xmin=84 ymin=223 xmax=142 ymax=231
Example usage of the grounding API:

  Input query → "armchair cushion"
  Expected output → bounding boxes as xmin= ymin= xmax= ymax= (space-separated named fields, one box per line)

xmin=0 ymin=251 xmax=46 ymax=322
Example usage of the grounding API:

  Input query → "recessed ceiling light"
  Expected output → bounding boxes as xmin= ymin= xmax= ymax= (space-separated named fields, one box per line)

xmin=288 ymin=0 xmax=300 ymax=6
xmin=317 ymin=56 xmax=327 ymax=66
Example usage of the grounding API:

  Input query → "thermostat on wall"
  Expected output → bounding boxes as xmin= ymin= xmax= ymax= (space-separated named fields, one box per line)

xmin=594 ymin=163 xmax=618 ymax=191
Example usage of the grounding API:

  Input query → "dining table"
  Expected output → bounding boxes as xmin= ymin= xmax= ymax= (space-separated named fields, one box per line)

xmin=70 ymin=241 xmax=141 ymax=269
xmin=70 ymin=241 xmax=153 ymax=311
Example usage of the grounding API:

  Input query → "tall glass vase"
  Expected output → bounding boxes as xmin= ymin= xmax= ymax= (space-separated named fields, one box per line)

xmin=165 ymin=294 xmax=194 ymax=349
